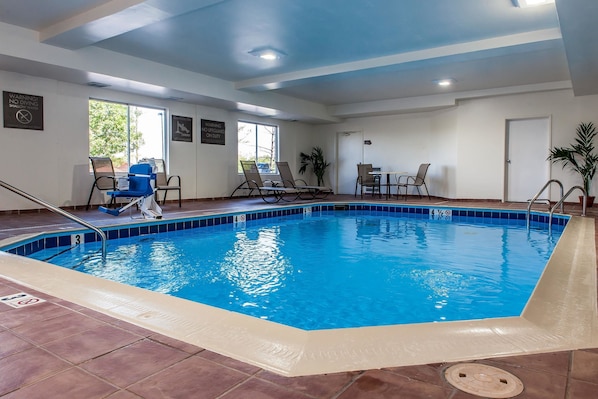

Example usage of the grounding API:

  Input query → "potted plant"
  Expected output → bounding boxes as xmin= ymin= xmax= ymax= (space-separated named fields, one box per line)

xmin=299 ymin=146 xmax=330 ymax=186
xmin=548 ymin=122 xmax=598 ymax=206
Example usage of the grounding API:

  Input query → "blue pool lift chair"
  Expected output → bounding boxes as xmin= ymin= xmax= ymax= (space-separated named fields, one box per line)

xmin=99 ymin=163 xmax=162 ymax=219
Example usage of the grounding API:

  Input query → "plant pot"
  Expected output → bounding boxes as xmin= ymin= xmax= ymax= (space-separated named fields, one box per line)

xmin=579 ymin=196 xmax=595 ymax=207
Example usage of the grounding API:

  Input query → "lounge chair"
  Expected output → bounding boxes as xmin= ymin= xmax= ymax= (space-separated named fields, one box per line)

xmin=86 ymin=157 xmax=117 ymax=210
xmin=276 ymin=161 xmax=332 ymax=198
xmin=238 ymin=160 xmax=300 ymax=203
xmin=98 ymin=163 xmax=162 ymax=219
xmin=396 ymin=163 xmax=431 ymax=200
xmin=355 ymin=163 xmax=381 ymax=198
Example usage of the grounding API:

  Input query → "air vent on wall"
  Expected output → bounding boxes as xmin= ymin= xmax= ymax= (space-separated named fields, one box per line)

xmin=87 ymin=82 xmax=110 ymax=88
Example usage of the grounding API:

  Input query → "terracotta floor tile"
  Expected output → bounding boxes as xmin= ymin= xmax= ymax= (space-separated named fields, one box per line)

xmin=220 ymin=377 xmax=313 ymax=399
xmin=566 ymin=379 xmax=598 ymax=399
xmin=493 ymin=364 xmax=567 ymax=399
xmin=1 ymin=367 xmax=118 ymax=399
xmin=106 ymin=390 xmax=145 ymax=399
xmin=487 ymin=351 xmax=571 ymax=376
xmin=256 ymin=369 xmax=360 ymax=398
xmin=336 ymin=370 xmax=409 ymax=399
xmin=12 ymin=310 xmax=107 ymax=345
xmin=43 ymin=323 xmax=144 ymax=364
xmin=383 ymin=363 xmax=446 ymax=387
xmin=149 ymin=332 xmax=204 ymax=354
xmin=391 ymin=378 xmax=450 ymax=399
xmin=81 ymin=339 xmax=189 ymax=388
xmin=199 ymin=349 xmax=262 ymax=375
xmin=0 ymin=347 xmax=71 ymax=395
xmin=0 ymin=301 xmax=71 ymax=329
xmin=128 ymin=356 xmax=250 ymax=399
xmin=0 ymin=329 xmax=33 ymax=357
xmin=570 ymin=350 xmax=598 ymax=383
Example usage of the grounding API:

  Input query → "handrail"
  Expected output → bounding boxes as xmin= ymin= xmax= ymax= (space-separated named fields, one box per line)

xmin=526 ymin=179 xmax=564 ymax=230
xmin=549 ymin=185 xmax=586 ymax=232
xmin=0 ymin=180 xmax=107 ymax=259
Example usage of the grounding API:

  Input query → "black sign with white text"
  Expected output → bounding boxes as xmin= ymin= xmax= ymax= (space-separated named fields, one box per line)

xmin=3 ymin=91 xmax=44 ymax=130
xmin=201 ymin=119 xmax=225 ymax=145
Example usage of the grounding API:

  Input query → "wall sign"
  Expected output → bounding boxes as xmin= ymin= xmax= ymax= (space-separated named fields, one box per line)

xmin=201 ymin=119 xmax=225 ymax=145
xmin=172 ymin=115 xmax=193 ymax=142
xmin=3 ymin=91 xmax=44 ymax=130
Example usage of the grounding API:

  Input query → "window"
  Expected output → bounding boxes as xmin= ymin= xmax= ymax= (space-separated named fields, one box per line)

xmin=89 ymin=99 xmax=165 ymax=173
xmin=237 ymin=121 xmax=279 ymax=173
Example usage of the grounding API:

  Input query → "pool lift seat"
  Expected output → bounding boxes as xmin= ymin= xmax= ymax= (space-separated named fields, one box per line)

xmin=98 ymin=163 xmax=162 ymax=219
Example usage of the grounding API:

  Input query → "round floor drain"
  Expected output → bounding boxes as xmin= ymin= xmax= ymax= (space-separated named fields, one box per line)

xmin=444 ymin=363 xmax=524 ymax=398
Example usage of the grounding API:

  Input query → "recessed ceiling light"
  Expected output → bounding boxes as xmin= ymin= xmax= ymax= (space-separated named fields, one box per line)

xmin=434 ymin=78 xmax=456 ymax=87
xmin=513 ymin=0 xmax=555 ymax=8
xmin=249 ymin=48 xmax=286 ymax=60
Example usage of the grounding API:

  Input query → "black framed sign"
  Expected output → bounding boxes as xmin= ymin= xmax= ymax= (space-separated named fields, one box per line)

xmin=201 ymin=119 xmax=225 ymax=145
xmin=3 ymin=91 xmax=44 ymax=130
xmin=172 ymin=115 xmax=193 ymax=142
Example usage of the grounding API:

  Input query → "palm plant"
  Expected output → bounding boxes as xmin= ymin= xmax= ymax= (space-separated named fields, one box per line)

xmin=299 ymin=146 xmax=330 ymax=186
xmin=548 ymin=122 xmax=598 ymax=197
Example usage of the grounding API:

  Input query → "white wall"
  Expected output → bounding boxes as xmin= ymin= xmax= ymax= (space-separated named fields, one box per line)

xmin=3 ymin=68 xmax=598 ymax=211
xmin=316 ymin=89 xmax=598 ymax=200
xmin=0 ymin=70 xmax=314 ymax=210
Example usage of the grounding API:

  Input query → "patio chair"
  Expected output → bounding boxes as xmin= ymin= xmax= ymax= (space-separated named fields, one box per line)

xmin=238 ymin=160 xmax=300 ymax=203
xmin=86 ymin=157 xmax=117 ymax=210
xmin=98 ymin=163 xmax=162 ymax=219
xmin=275 ymin=161 xmax=332 ymax=199
xmin=396 ymin=163 xmax=431 ymax=200
xmin=355 ymin=163 xmax=381 ymax=198
xmin=151 ymin=158 xmax=181 ymax=207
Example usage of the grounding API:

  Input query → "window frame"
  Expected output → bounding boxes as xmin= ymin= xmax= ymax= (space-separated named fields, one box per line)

xmin=237 ymin=120 xmax=280 ymax=174
xmin=89 ymin=98 xmax=167 ymax=173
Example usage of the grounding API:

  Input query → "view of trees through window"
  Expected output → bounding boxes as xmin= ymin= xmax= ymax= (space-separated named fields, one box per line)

xmin=89 ymin=99 xmax=165 ymax=172
xmin=237 ymin=121 xmax=278 ymax=173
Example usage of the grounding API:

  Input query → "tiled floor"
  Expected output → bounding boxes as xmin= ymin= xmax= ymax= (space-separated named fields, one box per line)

xmin=1 ymin=195 xmax=597 ymax=398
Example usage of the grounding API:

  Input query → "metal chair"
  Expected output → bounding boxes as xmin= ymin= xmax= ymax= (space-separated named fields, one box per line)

xmin=86 ymin=157 xmax=117 ymax=210
xmin=396 ymin=163 xmax=431 ymax=200
xmin=153 ymin=159 xmax=181 ymax=207
xmin=355 ymin=163 xmax=381 ymax=198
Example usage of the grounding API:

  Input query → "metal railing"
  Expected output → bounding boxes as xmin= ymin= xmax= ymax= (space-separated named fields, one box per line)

xmin=526 ymin=179 xmax=564 ymax=230
xmin=549 ymin=185 xmax=586 ymax=232
xmin=0 ymin=180 xmax=107 ymax=259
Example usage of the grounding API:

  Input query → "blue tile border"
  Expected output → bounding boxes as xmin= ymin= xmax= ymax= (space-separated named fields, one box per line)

xmin=1 ymin=203 xmax=569 ymax=257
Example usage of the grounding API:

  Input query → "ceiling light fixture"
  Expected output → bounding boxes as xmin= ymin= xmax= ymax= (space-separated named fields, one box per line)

xmin=249 ymin=48 xmax=286 ymax=60
xmin=434 ymin=78 xmax=456 ymax=87
xmin=513 ymin=0 xmax=555 ymax=8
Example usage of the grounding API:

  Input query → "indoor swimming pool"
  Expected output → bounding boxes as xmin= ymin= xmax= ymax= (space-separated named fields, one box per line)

xmin=25 ymin=206 xmax=564 ymax=330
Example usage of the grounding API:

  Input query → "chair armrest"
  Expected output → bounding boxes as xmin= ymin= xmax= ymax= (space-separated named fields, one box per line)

xmin=96 ymin=175 xmax=117 ymax=189
xmin=166 ymin=175 xmax=181 ymax=186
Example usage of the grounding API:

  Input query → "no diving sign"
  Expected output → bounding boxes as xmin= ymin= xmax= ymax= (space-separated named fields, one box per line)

xmin=0 ymin=292 xmax=46 ymax=308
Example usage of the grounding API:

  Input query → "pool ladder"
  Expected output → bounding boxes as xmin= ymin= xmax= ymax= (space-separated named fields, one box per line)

xmin=0 ymin=179 xmax=107 ymax=260
xmin=526 ymin=179 xmax=586 ymax=231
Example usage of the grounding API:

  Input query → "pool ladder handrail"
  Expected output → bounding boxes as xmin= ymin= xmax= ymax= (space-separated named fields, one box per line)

xmin=0 ymin=179 xmax=107 ymax=259
xmin=526 ymin=179 xmax=564 ymax=230
xmin=548 ymin=185 xmax=586 ymax=232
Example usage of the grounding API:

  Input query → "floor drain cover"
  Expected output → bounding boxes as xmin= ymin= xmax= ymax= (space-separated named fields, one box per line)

xmin=445 ymin=363 xmax=524 ymax=398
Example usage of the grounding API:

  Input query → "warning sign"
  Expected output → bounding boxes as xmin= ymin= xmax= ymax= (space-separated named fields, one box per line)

xmin=3 ymin=91 xmax=44 ymax=131
xmin=0 ymin=292 xmax=46 ymax=308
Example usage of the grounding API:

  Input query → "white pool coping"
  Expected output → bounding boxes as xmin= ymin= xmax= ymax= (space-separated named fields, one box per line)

xmin=1 ymin=215 xmax=596 ymax=376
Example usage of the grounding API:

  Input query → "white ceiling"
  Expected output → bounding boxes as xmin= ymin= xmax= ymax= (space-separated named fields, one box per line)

xmin=0 ymin=0 xmax=595 ymax=123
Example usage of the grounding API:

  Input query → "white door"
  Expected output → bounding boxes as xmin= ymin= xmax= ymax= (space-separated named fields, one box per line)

xmin=336 ymin=131 xmax=364 ymax=194
xmin=505 ymin=117 xmax=550 ymax=202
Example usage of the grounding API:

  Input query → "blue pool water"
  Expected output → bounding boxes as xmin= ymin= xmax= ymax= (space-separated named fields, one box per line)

xmin=24 ymin=208 xmax=563 ymax=330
